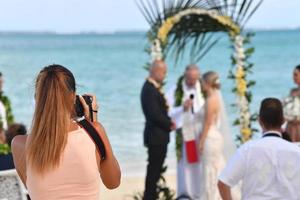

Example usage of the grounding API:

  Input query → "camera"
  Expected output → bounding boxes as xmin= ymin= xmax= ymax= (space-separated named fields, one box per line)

xmin=75 ymin=95 xmax=94 ymax=122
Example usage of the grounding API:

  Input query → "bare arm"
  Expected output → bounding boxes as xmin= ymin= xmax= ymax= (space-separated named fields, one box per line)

xmin=80 ymin=94 xmax=121 ymax=189
xmin=94 ymin=122 xmax=121 ymax=189
xmin=0 ymin=129 xmax=6 ymax=144
xmin=11 ymin=135 xmax=27 ymax=186
xmin=218 ymin=181 xmax=232 ymax=200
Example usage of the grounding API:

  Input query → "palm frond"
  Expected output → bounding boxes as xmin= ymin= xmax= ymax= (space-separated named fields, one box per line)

xmin=138 ymin=0 xmax=263 ymax=62
xmin=241 ymin=0 xmax=263 ymax=29
xmin=195 ymin=36 xmax=221 ymax=61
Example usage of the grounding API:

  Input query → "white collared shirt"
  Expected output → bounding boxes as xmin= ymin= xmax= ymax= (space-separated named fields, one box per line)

xmin=0 ymin=100 xmax=7 ymax=130
xmin=219 ymin=131 xmax=300 ymax=200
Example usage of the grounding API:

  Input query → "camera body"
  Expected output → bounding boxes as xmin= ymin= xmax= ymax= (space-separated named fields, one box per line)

xmin=75 ymin=95 xmax=94 ymax=122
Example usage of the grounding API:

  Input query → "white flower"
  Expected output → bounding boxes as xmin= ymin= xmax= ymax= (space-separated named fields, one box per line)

xmin=151 ymin=39 xmax=163 ymax=61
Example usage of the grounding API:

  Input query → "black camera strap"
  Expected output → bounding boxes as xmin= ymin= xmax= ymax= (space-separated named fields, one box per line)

xmin=76 ymin=118 xmax=106 ymax=160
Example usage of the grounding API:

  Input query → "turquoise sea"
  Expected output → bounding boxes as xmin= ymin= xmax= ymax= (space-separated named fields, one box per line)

xmin=0 ymin=30 xmax=300 ymax=176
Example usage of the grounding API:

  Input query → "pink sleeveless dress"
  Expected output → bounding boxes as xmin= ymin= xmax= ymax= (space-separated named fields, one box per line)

xmin=26 ymin=128 xmax=101 ymax=200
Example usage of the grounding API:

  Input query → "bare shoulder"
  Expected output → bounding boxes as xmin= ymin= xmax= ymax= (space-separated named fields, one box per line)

xmin=206 ymin=95 xmax=218 ymax=106
xmin=11 ymin=135 xmax=28 ymax=156
xmin=11 ymin=135 xmax=28 ymax=186
xmin=93 ymin=122 xmax=106 ymax=133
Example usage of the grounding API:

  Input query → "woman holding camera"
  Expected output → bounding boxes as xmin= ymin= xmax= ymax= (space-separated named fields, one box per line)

xmin=12 ymin=65 xmax=121 ymax=199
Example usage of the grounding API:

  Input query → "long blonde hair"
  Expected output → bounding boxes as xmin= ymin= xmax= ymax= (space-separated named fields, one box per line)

xmin=27 ymin=65 xmax=76 ymax=174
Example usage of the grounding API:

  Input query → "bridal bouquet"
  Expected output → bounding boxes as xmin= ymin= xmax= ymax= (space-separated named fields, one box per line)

xmin=283 ymin=95 xmax=300 ymax=121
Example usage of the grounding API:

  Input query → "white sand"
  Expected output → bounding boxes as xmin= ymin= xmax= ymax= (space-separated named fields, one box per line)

xmin=100 ymin=175 xmax=176 ymax=200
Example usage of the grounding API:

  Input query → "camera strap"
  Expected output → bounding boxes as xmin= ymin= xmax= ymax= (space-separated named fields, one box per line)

xmin=76 ymin=118 xmax=106 ymax=160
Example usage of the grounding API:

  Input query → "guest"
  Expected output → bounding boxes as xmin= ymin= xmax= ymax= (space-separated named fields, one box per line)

xmin=283 ymin=65 xmax=300 ymax=141
xmin=6 ymin=123 xmax=27 ymax=146
xmin=166 ymin=64 xmax=205 ymax=199
xmin=0 ymin=72 xmax=14 ymax=130
xmin=0 ymin=123 xmax=27 ymax=171
xmin=282 ymin=131 xmax=292 ymax=142
xmin=12 ymin=65 xmax=121 ymax=200
xmin=0 ymin=129 xmax=5 ymax=144
xmin=141 ymin=60 xmax=176 ymax=200
xmin=218 ymin=98 xmax=300 ymax=200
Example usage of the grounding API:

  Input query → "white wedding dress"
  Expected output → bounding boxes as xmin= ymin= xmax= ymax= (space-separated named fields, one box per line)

xmin=198 ymin=92 xmax=240 ymax=200
xmin=198 ymin=107 xmax=225 ymax=200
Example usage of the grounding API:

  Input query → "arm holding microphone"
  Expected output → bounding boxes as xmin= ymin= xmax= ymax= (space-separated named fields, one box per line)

xmin=190 ymin=94 xmax=194 ymax=114
xmin=183 ymin=94 xmax=194 ymax=113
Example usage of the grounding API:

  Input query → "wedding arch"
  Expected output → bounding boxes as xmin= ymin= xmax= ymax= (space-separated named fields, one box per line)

xmin=138 ymin=0 xmax=263 ymax=144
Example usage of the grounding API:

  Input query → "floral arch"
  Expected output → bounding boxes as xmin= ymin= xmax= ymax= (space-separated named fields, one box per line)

xmin=138 ymin=0 xmax=263 ymax=143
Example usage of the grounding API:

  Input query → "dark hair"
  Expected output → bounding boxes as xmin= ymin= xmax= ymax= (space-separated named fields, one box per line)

xmin=295 ymin=65 xmax=300 ymax=71
xmin=5 ymin=123 xmax=27 ymax=146
xmin=259 ymin=98 xmax=284 ymax=129
xmin=37 ymin=64 xmax=76 ymax=93
xmin=0 ymin=72 xmax=2 ymax=77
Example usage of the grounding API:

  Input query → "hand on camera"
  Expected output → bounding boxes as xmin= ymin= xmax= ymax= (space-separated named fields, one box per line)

xmin=79 ymin=94 xmax=99 ymax=122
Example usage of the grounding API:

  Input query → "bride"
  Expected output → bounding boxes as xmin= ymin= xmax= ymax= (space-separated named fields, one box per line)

xmin=198 ymin=71 xmax=238 ymax=200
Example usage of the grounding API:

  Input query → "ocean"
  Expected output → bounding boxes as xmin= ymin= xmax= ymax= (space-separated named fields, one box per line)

xmin=0 ymin=30 xmax=300 ymax=176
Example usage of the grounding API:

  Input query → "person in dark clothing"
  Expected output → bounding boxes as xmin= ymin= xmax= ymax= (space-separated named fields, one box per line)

xmin=141 ymin=60 xmax=176 ymax=200
xmin=0 ymin=123 xmax=26 ymax=171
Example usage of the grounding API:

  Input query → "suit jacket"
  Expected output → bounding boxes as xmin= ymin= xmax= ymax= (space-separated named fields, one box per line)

xmin=141 ymin=80 xmax=172 ymax=146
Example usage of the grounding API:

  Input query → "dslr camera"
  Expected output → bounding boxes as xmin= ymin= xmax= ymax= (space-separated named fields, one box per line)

xmin=75 ymin=95 xmax=94 ymax=122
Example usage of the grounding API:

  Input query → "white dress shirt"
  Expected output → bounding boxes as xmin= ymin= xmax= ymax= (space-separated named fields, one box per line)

xmin=219 ymin=131 xmax=300 ymax=200
xmin=0 ymin=100 xmax=7 ymax=130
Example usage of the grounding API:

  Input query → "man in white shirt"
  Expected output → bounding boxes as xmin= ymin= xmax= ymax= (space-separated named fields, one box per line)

xmin=0 ymin=72 xmax=8 ymax=131
xmin=218 ymin=98 xmax=300 ymax=200
xmin=0 ymin=72 xmax=7 ymax=143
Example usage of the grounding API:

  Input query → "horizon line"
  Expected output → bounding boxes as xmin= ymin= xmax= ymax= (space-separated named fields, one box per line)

xmin=0 ymin=27 xmax=299 ymax=35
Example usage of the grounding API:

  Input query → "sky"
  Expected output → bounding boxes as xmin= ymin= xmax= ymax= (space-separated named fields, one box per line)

xmin=0 ymin=0 xmax=299 ymax=33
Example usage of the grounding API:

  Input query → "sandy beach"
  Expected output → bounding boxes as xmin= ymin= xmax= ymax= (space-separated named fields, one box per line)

xmin=100 ymin=175 xmax=176 ymax=200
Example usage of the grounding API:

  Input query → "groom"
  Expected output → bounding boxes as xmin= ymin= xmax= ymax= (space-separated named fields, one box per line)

xmin=166 ymin=64 xmax=205 ymax=199
xmin=141 ymin=60 xmax=176 ymax=200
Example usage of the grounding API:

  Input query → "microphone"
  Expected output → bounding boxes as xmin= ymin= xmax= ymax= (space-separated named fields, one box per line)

xmin=190 ymin=94 xmax=194 ymax=114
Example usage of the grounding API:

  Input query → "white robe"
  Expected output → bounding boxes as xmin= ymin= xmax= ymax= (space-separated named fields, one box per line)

xmin=166 ymin=80 xmax=205 ymax=199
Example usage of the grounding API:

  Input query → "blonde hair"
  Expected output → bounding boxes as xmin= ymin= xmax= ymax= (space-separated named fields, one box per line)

xmin=203 ymin=71 xmax=221 ymax=89
xmin=27 ymin=65 xmax=76 ymax=174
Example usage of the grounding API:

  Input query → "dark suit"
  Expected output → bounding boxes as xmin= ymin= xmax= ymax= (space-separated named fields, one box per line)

xmin=141 ymin=80 xmax=172 ymax=200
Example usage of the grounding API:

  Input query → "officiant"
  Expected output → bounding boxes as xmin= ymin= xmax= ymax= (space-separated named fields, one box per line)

xmin=166 ymin=64 xmax=205 ymax=199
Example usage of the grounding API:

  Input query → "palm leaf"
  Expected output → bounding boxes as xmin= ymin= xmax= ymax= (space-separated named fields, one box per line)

xmin=236 ymin=0 xmax=248 ymax=23
xmin=241 ymin=0 xmax=263 ymax=29
xmin=138 ymin=0 xmax=263 ymax=62
xmin=239 ymin=0 xmax=254 ymax=23
xmin=136 ymin=0 xmax=154 ymax=26
xmin=195 ymin=36 xmax=221 ymax=62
